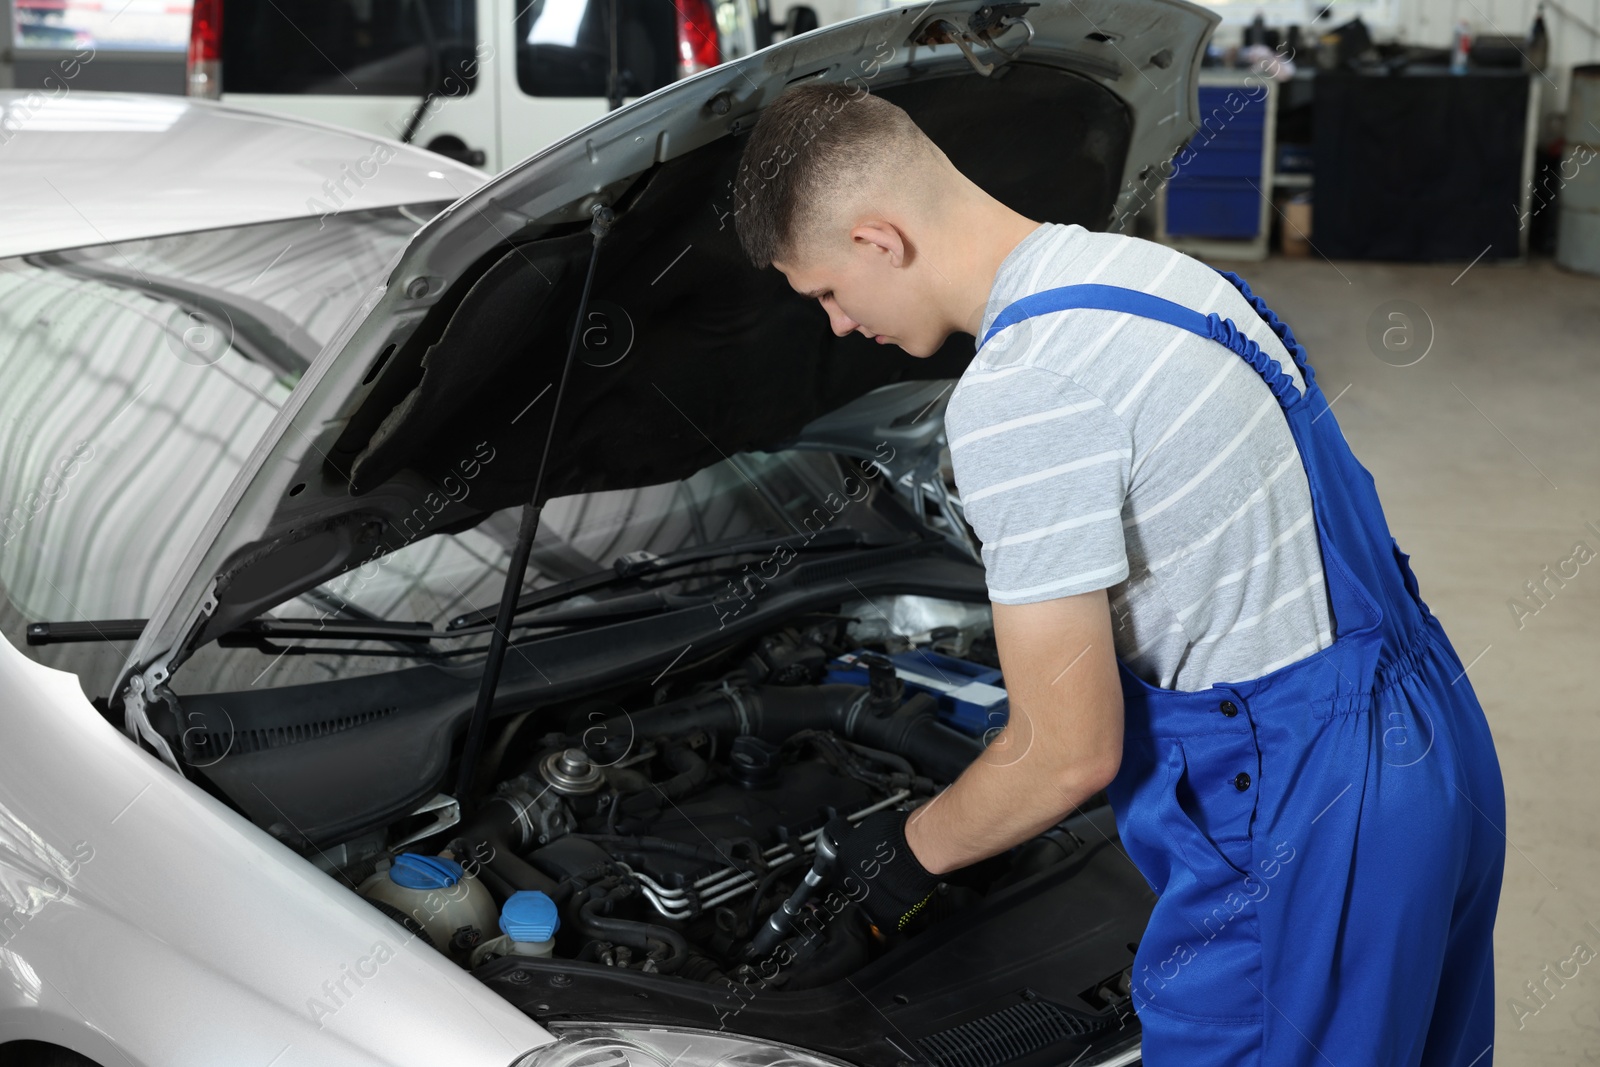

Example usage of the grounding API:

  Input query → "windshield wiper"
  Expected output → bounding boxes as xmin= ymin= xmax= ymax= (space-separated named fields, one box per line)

xmin=26 ymin=616 xmax=450 ymax=649
xmin=26 ymin=586 xmax=692 ymax=650
xmin=219 ymin=589 xmax=685 ymax=647
xmin=26 ymin=525 xmax=864 ymax=648
xmin=27 ymin=619 xmax=146 ymax=645
xmin=24 ymin=528 xmax=914 ymax=648
xmin=445 ymin=526 xmax=897 ymax=631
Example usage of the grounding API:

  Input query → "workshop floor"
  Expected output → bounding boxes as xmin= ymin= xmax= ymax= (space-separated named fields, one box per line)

xmin=1212 ymin=253 xmax=1600 ymax=1065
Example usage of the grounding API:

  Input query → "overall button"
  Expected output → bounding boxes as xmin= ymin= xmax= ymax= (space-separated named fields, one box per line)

xmin=1219 ymin=700 xmax=1239 ymax=717
xmin=1233 ymin=772 xmax=1252 ymax=791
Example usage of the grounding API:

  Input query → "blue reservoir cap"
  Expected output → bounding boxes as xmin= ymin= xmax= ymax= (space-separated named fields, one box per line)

xmin=389 ymin=853 xmax=464 ymax=890
xmin=500 ymin=890 xmax=560 ymax=942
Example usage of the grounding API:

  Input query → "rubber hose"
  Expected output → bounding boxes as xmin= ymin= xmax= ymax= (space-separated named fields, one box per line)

xmin=446 ymin=836 xmax=523 ymax=901
xmin=746 ymin=855 xmax=807 ymax=930
xmin=654 ymin=742 xmax=710 ymax=800
xmin=472 ymin=860 xmax=520 ymax=901
xmin=594 ymin=685 xmax=983 ymax=783
xmin=458 ymin=798 xmax=561 ymax=895
xmin=677 ymin=949 xmax=728 ymax=983
xmin=783 ymin=730 xmax=893 ymax=789
xmin=578 ymin=889 xmax=689 ymax=973
xmin=838 ymin=737 xmax=916 ymax=777
xmin=602 ymin=767 xmax=653 ymax=792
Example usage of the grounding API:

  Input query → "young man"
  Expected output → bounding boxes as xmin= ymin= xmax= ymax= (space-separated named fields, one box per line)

xmin=732 ymin=82 xmax=1506 ymax=1066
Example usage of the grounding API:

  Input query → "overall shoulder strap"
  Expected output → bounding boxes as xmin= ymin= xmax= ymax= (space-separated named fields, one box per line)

xmin=979 ymin=283 xmax=1209 ymax=347
xmin=977 ymin=277 xmax=1304 ymax=408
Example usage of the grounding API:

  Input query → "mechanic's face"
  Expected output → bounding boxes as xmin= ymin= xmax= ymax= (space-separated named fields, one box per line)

xmin=773 ymin=222 xmax=947 ymax=358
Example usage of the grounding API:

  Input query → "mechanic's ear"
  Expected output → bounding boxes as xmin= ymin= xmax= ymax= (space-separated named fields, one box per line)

xmin=849 ymin=220 xmax=906 ymax=266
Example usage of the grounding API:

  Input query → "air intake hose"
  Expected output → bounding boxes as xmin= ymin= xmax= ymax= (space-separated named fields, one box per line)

xmin=458 ymin=799 xmax=562 ymax=896
xmin=589 ymin=685 xmax=982 ymax=783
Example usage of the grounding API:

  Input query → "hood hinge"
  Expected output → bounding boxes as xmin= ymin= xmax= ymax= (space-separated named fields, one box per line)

xmin=913 ymin=3 xmax=1037 ymax=76
xmin=121 ymin=577 xmax=222 ymax=771
xmin=123 ymin=674 xmax=181 ymax=771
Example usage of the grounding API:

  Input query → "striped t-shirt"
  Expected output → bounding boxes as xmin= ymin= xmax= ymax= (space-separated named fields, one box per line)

xmin=945 ymin=222 xmax=1333 ymax=691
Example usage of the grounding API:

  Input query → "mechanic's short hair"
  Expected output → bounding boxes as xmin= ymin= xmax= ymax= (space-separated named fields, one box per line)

xmin=733 ymin=81 xmax=932 ymax=268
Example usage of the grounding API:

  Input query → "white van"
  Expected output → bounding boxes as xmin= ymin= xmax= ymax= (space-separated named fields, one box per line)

xmin=184 ymin=0 xmax=817 ymax=171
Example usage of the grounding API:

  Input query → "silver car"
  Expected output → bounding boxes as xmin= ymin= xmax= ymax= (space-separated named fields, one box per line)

xmin=1 ymin=2 xmax=1217 ymax=1064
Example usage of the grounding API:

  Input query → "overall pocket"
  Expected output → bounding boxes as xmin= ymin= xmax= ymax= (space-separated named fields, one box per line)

xmin=1165 ymin=738 xmax=1258 ymax=886
xmin=1109 ymin=734 xmax=1260 ymax=897
xmin=1122 ymin=738 xmax=1267 ymax=1027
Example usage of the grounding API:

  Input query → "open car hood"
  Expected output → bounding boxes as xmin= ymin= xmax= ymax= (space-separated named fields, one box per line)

xmin=118 ymin=0 xmax=1218 ymax=758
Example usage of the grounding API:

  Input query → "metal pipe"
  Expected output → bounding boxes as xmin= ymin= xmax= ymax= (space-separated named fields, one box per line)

xmin=621 ymin=792 xmax=911 ymax=920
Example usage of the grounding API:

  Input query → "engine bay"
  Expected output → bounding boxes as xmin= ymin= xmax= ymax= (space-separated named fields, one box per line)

xmin=289 ymin=596 xmax=1152 ymax=1067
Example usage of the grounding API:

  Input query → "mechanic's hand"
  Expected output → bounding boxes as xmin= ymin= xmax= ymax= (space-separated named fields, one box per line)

xmin=826 ymin=810 xmax=939 ymax=933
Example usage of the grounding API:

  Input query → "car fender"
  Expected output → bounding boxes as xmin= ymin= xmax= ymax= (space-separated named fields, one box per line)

xmin=0 ymin=633 xmax=552 ymax=1067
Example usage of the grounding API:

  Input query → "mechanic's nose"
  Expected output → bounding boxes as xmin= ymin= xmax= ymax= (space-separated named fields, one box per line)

xmin=822 ymin=301 xmax=859 ymax=338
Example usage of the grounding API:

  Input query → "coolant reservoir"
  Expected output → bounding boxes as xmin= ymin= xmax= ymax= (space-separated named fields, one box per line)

xmin=360 ymin=852 xmax=499 ymax=954
xmin=470 ymin=890 xmax=560 ymax=967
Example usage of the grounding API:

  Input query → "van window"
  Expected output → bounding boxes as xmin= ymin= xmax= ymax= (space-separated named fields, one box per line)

xmin=223 ymin=0 xmax=479 ymax=96
xmin=515 ymin=0 xmax=675 ymax=98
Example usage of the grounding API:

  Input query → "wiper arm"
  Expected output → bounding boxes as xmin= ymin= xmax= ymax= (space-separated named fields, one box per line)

xmin=27 ymin=616 xmax=450 ymax=649
xmin=210 ymin=593 xmax=683 ymax=659
xmin=26 ymin=589 xmax=688 ymax=651
xmin=220 ymin=590 xmax=681 ymax=647
xmin=219 ymin=618 xmax=440 ymax=645
xmin=445 ymin=526 xmax=891 ymax=631
xmin=27 ymin=619 xmax=146 ymax=645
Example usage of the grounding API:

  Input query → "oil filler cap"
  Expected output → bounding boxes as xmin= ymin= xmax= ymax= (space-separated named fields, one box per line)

xmin=389 ymin=852 xmax=464 ymax=889
xmin=728 ymin=735 xmax=782 ymax=789
xmin=501 ymin=891 xmax=561 ymax=942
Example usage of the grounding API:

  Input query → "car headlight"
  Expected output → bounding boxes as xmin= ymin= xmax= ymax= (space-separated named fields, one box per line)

xmin=510 ymin=1023 xmax=858 ymax=1067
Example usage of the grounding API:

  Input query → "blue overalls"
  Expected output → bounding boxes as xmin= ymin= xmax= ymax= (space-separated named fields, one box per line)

xmin=978 ymin=273 xmax=1506 ymax=1066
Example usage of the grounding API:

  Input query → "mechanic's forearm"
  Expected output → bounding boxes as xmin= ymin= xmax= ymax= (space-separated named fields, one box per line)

xmin=903 ymin=725 xmax=1114 ymax=875
xmin=902 ymin=593 xmax=1124 ymax=877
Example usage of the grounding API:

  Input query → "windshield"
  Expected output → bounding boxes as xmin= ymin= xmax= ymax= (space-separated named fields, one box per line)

xmin=0 ymin=203 xmax=448 ymax=700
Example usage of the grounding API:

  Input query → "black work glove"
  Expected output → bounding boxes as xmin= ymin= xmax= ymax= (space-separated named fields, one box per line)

xmin=827 ymin=810 xmax=939 ymax=933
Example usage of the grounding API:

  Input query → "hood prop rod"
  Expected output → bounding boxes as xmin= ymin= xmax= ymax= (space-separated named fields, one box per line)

xmin=454 ymin=202 xmax=615 ymax=810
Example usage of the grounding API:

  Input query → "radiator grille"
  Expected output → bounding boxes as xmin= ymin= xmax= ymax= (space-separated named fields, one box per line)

xmin=917 ymin=999 xmax=1105 ymax=1067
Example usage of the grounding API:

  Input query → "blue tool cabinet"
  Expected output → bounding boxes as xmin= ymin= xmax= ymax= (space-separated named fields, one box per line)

xmin=1158 ymin=73 xmax=1278 ymax=260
